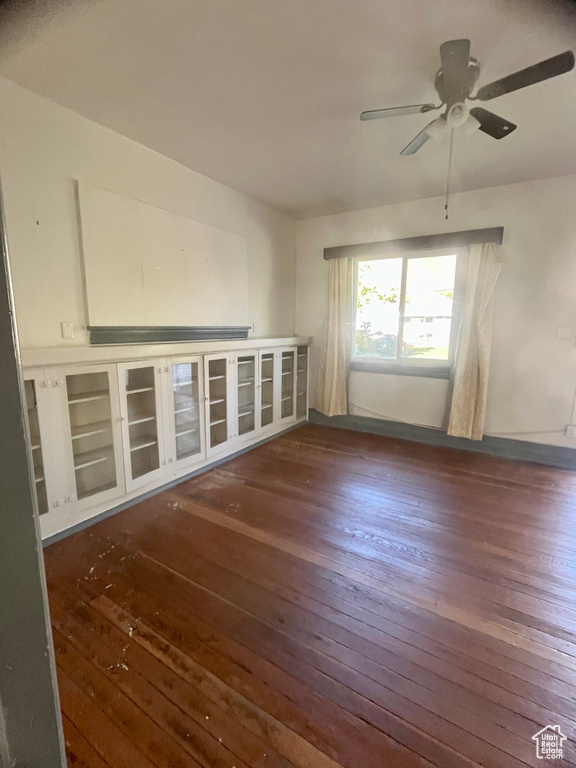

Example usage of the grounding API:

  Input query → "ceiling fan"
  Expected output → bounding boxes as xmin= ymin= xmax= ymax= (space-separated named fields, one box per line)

xmin=360 ymin=40 xmax=575 ymax=155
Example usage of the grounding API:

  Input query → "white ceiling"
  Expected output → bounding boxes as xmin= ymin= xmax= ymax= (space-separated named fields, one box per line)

xmin=1 ymin=0 xmax=575 ymax=219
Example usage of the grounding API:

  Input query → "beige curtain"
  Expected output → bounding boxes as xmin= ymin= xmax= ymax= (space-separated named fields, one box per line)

xmin=316 ymin=257 xmax=354 ymax=417
xmin=447 ymin=242 xmax=501 ymax=440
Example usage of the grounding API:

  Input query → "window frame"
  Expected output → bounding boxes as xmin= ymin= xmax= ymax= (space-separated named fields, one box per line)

xmin=351 ymin=246 xmax=469 ymax=379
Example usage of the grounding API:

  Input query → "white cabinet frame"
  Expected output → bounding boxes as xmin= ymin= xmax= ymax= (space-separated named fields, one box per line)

xmin=204 ymin=353 xmax=233 ymax=459
xmin=58 ymin=363 xmax=126 ymax=514
xmin=231 ymin=350 xmax=259 ymax=448
xmin=276 ymin=346 xmax=298 ymax=426
xmin=118 ymin=360 xmax=167 ymax=491
xmin=164 ymin=355 xmax=207 ymax=473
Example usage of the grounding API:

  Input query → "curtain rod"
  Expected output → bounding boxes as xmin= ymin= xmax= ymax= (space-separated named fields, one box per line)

xmin=323 ymin=226 xmax=504 ymax=260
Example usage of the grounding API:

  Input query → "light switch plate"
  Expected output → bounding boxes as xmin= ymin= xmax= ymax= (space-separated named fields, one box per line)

xmin=556 ymin=326 xmax=574 ymax=340
xmin=61 ymin=321 xmax=74 ymax=339
xmin=566 ymin=425 xmax=576 ymax=438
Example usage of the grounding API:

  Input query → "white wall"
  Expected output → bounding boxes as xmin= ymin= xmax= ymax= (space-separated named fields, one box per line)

xmin=0 ymin=78 xmax=296 ymax=347
xmin=296 ymin=173 xmax=576 ymax=448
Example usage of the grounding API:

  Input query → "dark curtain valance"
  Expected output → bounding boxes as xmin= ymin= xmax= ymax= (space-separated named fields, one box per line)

xmin=323 ymin=227 xmax=504 ymax=260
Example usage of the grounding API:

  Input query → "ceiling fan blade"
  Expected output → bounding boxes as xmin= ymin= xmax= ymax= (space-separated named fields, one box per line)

xmin=469 ymin=107 xmax=516 ymax=139
xmin=476 ymin=50 xmax=574 ymax=101
xmin=440 ymin=39 xmax=471 ymax=102
xmin=400 ymin=119 xmax=443 ymax=155
xmin=360 ymin=104 xmax=437 ymax=121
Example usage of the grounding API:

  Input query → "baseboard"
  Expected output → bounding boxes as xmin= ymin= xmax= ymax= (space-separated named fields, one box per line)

xmin=309 ymin=409 xmax=576 ymax=470
xmin=42 ymin=422 xmax=304 ymax=547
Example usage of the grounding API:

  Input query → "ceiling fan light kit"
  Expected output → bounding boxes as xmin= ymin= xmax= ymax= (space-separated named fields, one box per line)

xmin=426 ymin=117 xmax=448 ymax=141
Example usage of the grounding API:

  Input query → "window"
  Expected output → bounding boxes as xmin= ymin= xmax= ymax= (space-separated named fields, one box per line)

xmin=352 ymin=248 xmax=466 ymax=376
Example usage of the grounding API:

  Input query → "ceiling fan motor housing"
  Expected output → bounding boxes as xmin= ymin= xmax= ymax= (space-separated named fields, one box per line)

xmin=434 ymin=58 xmax=480 ymax=105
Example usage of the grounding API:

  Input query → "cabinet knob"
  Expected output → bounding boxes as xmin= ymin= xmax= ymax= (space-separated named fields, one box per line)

xmin=164 ymin=367 xmax=169 ymax=373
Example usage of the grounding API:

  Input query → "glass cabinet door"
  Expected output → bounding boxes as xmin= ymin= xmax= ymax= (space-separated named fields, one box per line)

xmin=260 ymin=352 xmax=275 ymax=429
xmin=236 ymin=354 xmax=257 ymax=438
xmin=207 ymin=357 xmax=229 ymax=451
xmin=280 ymin=350 xmax=296 ymax=420
xmin=296 ymin=346 xmax=308 ymax=419
xmin=24 ymin=379 xmax=48 ymax=515
xmin=170 ymin=361 xmax=202 ymax=463
xmin=66 ymin=370 xmax=118 ymax=501
xmin=123 ymin=365 xmax=162 ymax=483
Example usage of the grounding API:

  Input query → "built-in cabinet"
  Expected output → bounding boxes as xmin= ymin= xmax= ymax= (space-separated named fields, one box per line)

xmin=236 ymin=353 xmax=258 ymax=441
xmin=63 ymin=364 xmax=125 ymax=508
xmin=204 ymin=352 xmax=263 ymax=455
xmin=23 ymin=341 xmax=308 ymax=539
xmin=23 ymin=365 xmax=125 ymax=522
xmin=259 ymin=351 xmax=275 ymax=432
xmin=23 ymin=374 xmax=50 ymax=516
xmin=296 ymin=345 xmax=309 ymax=420
xmin=168 ymin=358 xmax=204 ymax=469
xmin=204 ymin=354 xmax=231 ymax=457
xmin=119 ymin=356 xmax=206 ymax=490
xmin=280 ymin=348 xmax=297 ymax=423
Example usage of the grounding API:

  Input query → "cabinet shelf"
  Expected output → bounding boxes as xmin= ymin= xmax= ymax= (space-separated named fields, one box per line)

xmin=176 ymin=426 xmax=199 ymax=438
xmin=34 ymin=474 xmax=45 ymax=484
xmin=210 ymin=418 xmax=226 ymax=427
xmin=68 ymin=390 xmax=109 ymax=405
xmin=297 ymin=391 xmax=307 ymax=397
xmin=297 ymin=368 xmax=307 ymax=373
xmin=238 ymin=379 xmax=254 ymax=387
xmin=74 ymin=448 xmax=111 ymax=471
xmin=281 ymin=395 xmax=292 ymax=402
xmin=173 ymin=381 xmax=194 ymax=388
xmin=298 ymin=353 xmax=307 ymax=358
xmin=261 ymin=403 xmax=273 ymax=410
xmin=174 ymin=405 xmax=195 ymax=414
xmin=126 ymin=386 xmax=154 ymax=395
xmin=130 ymin=436 xmax=158 ymax=453
xmin=238 ymin=406 xmax=255 ymax=417
xmin=128 ymin=413 xmax=156 ymax=427
xmin=71 ymin=420 xmax=111 ymax=440
xmin=261 ymin=377 xmax=273 ymax=383
xmin=209 ymin=375 xmax=226 ymax=381
xmin=31 ymin=443 xmax=41 ymax=451
xmin=237 ymin=360 xmax=253 ymax=365
xmin=210 ymin=398 xmax=226 ymax=405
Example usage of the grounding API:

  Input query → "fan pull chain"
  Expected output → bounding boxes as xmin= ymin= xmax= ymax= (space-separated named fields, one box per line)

xmin=444 ymin=128 xmax=455 ymax=220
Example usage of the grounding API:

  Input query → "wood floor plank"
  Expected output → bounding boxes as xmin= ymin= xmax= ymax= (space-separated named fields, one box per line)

xmin=61 ymin=715 xmax=111 ymax=768
xmin=51 ymin=586 xmax=297 ymax=768
xmin=44 ymin=424 xmax=576 ymax=767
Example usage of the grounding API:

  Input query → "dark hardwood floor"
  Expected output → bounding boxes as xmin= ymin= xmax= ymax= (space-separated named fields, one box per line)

xmin=44 ymin=423 xmax=576 ymax=767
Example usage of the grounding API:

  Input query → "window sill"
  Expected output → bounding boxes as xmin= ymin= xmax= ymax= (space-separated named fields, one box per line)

xmin=350 ymin=360 xmax=451 ymax=379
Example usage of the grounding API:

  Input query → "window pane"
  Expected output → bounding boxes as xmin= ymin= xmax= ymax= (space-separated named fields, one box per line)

xmin=355 ymin=258 xmax=402 ymax=359
xmin=402 ymin=254 xmax=457 ymax=360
